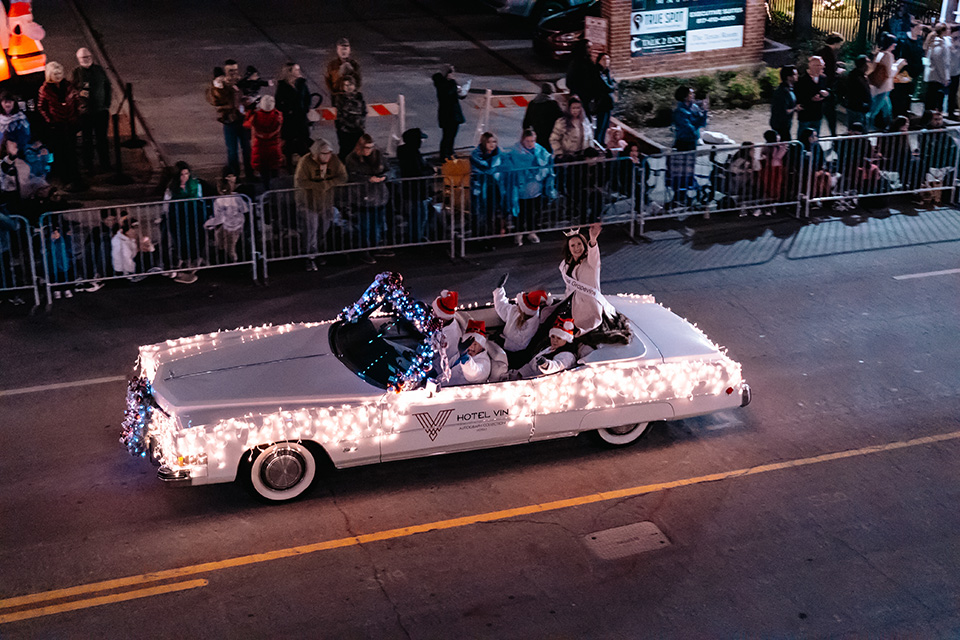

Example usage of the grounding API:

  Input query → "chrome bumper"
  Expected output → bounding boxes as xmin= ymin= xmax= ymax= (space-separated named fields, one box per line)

xmin=158 ymin=466 xmax=191 ymax=483
xmin=741 ymin=383 xmax=752 ymax=407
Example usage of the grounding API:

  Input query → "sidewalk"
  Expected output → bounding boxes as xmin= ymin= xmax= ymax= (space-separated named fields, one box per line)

xmin=29 ymin=1 xmax=159 ymax=206
xmin=54 ymin=0 xmax=550 ymax=180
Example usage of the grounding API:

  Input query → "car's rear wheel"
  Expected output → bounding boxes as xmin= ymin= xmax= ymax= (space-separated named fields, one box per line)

xmin=248 ymin=442 xmax=316 ymax=501
xmin=591 ymin=422 xmax=650 ymax=447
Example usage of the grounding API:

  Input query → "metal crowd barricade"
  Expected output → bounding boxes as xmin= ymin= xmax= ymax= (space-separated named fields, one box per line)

xmin=0 ymin=213 xmax=40 ymax=307
xmin=638 ymin=140 xmax=806 ymax=233
xmin=258 ymin=174 xmax=455 ymax=277
xmin=804 ymin=126 xmax=960 ymax=216
xmin=460 ymin=154 xmax=638 ymax=254
xmin=38 ymin=194 xmax=257 ymax=305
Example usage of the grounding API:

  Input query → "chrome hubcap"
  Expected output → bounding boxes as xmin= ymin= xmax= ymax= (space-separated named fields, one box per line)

xmin=608 ymin=424 xmax=638 ymax=436
xmin=261 ymin=449 xmax=305 ymax=490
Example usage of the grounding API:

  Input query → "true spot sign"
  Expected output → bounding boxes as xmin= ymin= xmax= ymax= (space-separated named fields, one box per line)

xmin=630 ymin=0 xmax=745 ymax=57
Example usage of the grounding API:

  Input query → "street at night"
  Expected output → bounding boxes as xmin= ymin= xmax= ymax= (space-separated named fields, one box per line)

xmin=2 ymin=0 xmax=960 ymax=638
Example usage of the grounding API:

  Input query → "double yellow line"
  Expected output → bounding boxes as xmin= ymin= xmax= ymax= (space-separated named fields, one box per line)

xmin=4 ymin=428 xmax=959 ymax=624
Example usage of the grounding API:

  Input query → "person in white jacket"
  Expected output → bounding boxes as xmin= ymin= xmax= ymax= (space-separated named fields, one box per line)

xmin=561 ymin=221 xmax=610 ymax=334
xmin=447 ymin=320 xmax=491 ymax=386
xmin=492 ymin=273 xmax=549 ymax=353
xmin=432 ymin=289 xmax=462 ymax=364
xmin=204 ymin=178 xmax=249 ymax=261
xmin=513 ymin=316 xmax=578 ymax=380
xmin=111 ymin=216 xmax=152 ymax=280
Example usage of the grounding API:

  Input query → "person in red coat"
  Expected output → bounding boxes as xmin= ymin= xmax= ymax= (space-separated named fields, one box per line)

xmin=244 ymin=94 xmax=284 ymax=189
xmin=37 ymin=61 xmax=84 ymax=191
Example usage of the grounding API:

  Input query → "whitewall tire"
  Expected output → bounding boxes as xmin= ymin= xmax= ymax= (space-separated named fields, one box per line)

xmin=248 ymin=442 xmax=317 ymax=501
xmin=592 ymin=422 xmax=650 ymax=447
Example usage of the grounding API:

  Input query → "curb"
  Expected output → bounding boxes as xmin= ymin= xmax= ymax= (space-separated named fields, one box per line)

xmin=67 ymin=0 xmax=166 ymax=175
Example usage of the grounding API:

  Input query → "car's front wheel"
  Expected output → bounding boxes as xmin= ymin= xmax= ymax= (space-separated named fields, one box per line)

xmin=591 ymin=422 xmax=650 ymax=447
xmin=248 ymin=442 xmax=317 ymax=501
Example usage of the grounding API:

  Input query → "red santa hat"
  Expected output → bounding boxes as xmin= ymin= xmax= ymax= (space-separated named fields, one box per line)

xmin=549 ymin=317 xmax=576 ymax=343
xmin=464 ymin=319 xmax=487 ymax=348
xmin=432 ymin=290 xmax=458 ymax=320
xmin=516 ymin=290 xmax=548 ymax=316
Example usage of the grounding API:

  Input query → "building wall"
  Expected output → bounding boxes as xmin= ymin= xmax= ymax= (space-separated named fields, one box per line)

xmin=602 ymin=0 xmax=766 ymax=79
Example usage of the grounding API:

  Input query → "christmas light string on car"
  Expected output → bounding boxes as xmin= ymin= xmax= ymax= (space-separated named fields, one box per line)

xmin=121 ymin=278 xmax=743 ymax=479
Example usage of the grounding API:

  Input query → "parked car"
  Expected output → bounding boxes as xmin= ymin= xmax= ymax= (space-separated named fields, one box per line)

xmin=122 ymin=272 xmax=751 ymax=502
xmin=533 ymin=0 xmax=602 ymax=61
xmin=482 ymin=0 xmax=592 ymax=24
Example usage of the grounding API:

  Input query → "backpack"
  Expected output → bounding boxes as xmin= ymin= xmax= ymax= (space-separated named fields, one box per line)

xmin=868 ymin=56 xmax=890 ymax=88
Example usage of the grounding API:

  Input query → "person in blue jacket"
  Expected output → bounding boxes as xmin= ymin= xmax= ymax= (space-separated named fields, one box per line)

xmin=469 ymin=132 xmax=504 ymax=240
xmin=505 ymin=128 xmax=556 ymax=247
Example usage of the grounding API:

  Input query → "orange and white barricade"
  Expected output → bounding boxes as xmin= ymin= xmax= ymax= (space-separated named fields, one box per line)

xmin=310 ymin=94 xmax=406 ymax=155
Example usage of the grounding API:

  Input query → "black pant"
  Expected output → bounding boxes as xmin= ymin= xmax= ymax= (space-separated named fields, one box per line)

xmin=336 ymin=129 xmax=363 ymax=162
xmin=891 ymin=81 xmax=916 ymax=117
xmin=822 ymin=94 xmax=837 ymax=137
xmin=950 ymin=75 xmax=960 ymax=115
xmin=79 ymin=110 xmax=110 ymax=171
xmin=925 ymin=82 xmax=946 ymax=112
xmin=49 ymin=124 xmax=80 ymax=184
xmin=440 ymin=124 xmax=459 ymax=161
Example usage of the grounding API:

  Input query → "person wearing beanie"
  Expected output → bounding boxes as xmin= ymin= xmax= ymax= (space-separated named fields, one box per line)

xmin=397 ymin=127 xmax=434 ymax=243
xmin=522 ymin=82 xmax=563 ymax=152
xmin=325 ymin=37 xmax=363 ymax=97
xmin=432 ymin=289 xmax=463 ymax=363
xmin=294 ymin=138 xmax=347 ymax=270
xmin=432 ymin=64 xmax=469 ymax=161
xmin=447 ymin=319 xmax=491 ymax=385
xmin=491 ymin=272 xmax=549 ymax=354
xmin=244 ymin=93 xmax=284 ymax=190
xmin=513 ymin=316 xmax=578 ymax=380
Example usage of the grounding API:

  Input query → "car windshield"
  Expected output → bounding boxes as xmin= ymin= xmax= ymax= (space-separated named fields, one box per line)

xmin=329 ymin=314 xmax=428 ymax=389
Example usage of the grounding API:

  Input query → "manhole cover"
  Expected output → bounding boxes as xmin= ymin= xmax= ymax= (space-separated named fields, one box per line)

xmin=583 ymin=521 xmax=671 ymax=560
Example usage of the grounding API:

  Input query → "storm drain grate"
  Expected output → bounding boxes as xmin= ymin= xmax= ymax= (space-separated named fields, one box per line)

xmin=583 ymin=521 xmax=671 ymax=560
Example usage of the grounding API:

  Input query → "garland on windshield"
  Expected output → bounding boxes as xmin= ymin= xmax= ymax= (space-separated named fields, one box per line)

xmin=338 ymin=271 xmax=443 ymax=393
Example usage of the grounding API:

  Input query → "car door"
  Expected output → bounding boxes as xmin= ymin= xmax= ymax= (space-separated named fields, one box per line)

xmin=379 ymin=381 xmax=535 ymax=461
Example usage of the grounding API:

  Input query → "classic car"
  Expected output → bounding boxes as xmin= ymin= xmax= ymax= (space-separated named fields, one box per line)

xmin=122 ymin=272 xmax=750 ymax=501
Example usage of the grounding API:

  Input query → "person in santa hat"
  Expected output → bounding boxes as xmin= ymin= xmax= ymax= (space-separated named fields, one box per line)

xmin=491 ymin=272 xmax=550 ymax=355
xmin=432 ymin=289 xmax=462 ymax=363
xmin=447 ymin=320 xmax=491 ymax=385
xmin=512 ymin=316 xmax=578 ymax=380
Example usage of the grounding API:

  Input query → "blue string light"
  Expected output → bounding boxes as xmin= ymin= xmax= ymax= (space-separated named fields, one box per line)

xmin=337 ymin=271 xmax=443 ymax=392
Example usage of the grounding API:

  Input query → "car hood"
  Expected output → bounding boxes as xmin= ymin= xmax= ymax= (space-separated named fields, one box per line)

xmin=148 ymin=323 xmax=382 ymax=419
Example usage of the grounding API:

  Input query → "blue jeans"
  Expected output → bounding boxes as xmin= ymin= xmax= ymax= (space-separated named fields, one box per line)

xmin=798 ymin=118 xmax=822 ymax=138
xmin=867 ymin=92 xmax=892 ymax=132
xmin=357 ymin=205 xmax=384 ymax=249
xmin=223 ymin=121 xmax=252 ymax=177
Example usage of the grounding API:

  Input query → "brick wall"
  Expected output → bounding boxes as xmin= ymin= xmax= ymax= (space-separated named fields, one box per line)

xmin=602 ymin=0 xmax=765 ymax=79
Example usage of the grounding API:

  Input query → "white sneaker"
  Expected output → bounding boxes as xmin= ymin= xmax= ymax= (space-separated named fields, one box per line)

xmin=514 ymin=235 xmax=523 ymax=246
xmin=527 ymin=233 xmax=540 ymax=244
xmin=53 ymin=290 xmax=61 ymax=299
xmin=64 ymin=289 xmax=73 ymax=299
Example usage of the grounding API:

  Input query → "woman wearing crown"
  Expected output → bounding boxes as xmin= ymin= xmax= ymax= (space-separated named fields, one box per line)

xmin=560 ymin=221 xmax=615 ymax=335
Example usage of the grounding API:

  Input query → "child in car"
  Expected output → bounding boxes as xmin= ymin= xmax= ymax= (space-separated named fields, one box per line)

xmin=510 ymin=316 xmax=578 ymax=380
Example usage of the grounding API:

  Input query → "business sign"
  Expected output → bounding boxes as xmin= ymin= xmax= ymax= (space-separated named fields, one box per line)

xmin=585 ymin=16 xmax=608 ymax=50
xmin=630 ymin=0 xmax=745 ymax=57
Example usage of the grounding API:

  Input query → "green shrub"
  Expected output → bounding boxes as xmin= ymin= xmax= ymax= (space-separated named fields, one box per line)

xmin=692 ymin=75 xmax=717 ymax=100
xmin=757 ymin=65 xmax=780 ymax=99
xmin=725 ymin=73 xmax=761 ymax=108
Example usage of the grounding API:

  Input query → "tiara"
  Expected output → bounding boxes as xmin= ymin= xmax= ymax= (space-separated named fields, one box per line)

xmin=563 ymin=227 xmax=581 ymax=237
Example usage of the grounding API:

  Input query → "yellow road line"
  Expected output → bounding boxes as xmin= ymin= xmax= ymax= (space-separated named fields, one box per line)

xmin=0 ymin=579 xmax=208 ymax=624
xmin=2 ymin=429 xmax=959 ymax=620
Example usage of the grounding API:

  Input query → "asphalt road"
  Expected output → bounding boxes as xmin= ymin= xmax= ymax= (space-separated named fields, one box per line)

xmin=2 ymin=210 xmax=960 ymax=638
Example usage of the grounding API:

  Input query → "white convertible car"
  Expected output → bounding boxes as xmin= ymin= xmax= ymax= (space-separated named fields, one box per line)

xmin=122 ymin=272 xmax=750 ymax=501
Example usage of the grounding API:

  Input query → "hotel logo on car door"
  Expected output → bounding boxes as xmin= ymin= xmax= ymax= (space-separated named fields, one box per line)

xmin=413 ymin=409 xmax=454 ymax=441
